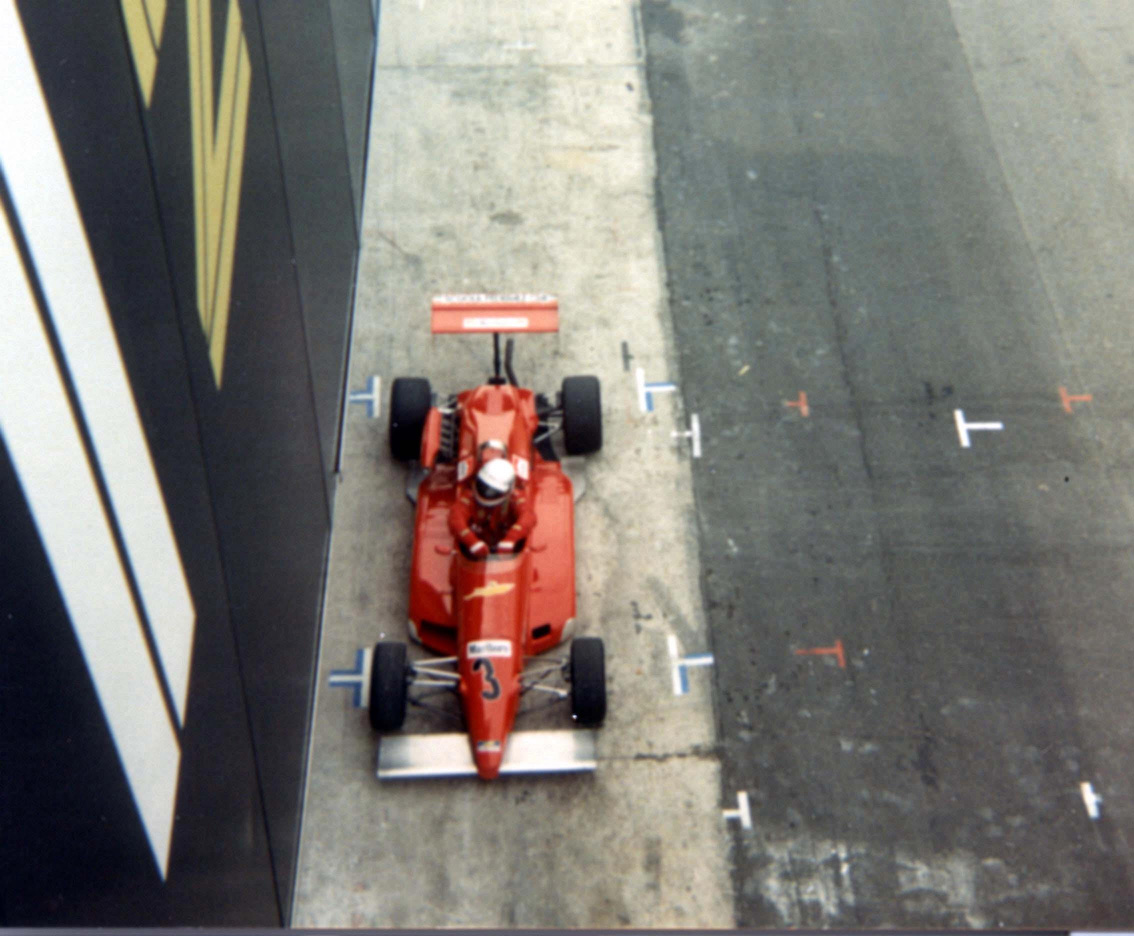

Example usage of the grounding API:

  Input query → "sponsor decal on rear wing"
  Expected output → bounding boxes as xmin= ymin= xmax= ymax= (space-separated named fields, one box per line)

xmin=431 ymin=294 xmax=559 ymax=334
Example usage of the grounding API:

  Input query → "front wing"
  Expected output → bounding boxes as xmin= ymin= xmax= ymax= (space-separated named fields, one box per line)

xmin=377 ymin=729 xmax=597 ymax=780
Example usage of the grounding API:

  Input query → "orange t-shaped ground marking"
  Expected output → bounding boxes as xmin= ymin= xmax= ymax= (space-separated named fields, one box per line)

xmin=785 ymin=391 xmax=810 ymax=417
xmin=1059 ymin=386 xmax=1092 ymax=413
xmin=794 ymin=639 xmax=846 ymax=669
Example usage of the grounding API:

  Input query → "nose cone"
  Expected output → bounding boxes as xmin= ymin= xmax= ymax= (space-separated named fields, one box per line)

xmin=474 ymin=739 xmax=505 ymax=780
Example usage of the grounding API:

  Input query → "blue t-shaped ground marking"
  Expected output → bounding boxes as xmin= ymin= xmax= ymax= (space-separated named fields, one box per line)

xmin=667 ymin=634 xmax=714 ymax=695
xmin=675 ymin=652 xmax=714 ymax=694
xmin=348 ymin=375 xmax=382 ymax=419
xmin=329 ymin=647 xmax=371 ymax=708
xmin=636 ymin=367 xmax=678 ymax=413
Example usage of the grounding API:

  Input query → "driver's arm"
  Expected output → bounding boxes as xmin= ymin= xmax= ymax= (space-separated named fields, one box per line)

xmin=449 ymin=491 xmax=488 ymax=556
xmin=496 ymin=487 xmax=536 ymax=553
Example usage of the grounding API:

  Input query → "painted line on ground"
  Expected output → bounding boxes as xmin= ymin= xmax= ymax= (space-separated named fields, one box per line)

xmin=637 ymin=367 xmax=677 ymax=413
xmin=722 ymin=790 xmax=752 ymax=830
xmin=1060 ymin=386 xmax=1092 ymax=414
xmin=795 ymin=639 xmax=846 ymax=669
xmin=672 ymin=413 xmax=702 ymax=458
xmin=668 ymin=633 xmax=714 ymax=696
xmin=329 ymin=646 xmax=373 ymax=709
xmin=348 ymin=375 xmax=382 ymax=419
xmin=954 ymin=409 xmax=1003 ymax=448
xmin=1080 ymin=781 xmax=1102 ymax=820
xmin=785 ymin=390 xmax=810 ymax=417
xmin=630 ymin=601 xmax=653 ymax=621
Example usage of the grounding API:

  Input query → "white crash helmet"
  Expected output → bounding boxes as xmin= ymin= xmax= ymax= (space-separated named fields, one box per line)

xmin=474 ymin=457 xmax=515 ymax=507
xmin=479 ymin=438 xmax=508 ymax=462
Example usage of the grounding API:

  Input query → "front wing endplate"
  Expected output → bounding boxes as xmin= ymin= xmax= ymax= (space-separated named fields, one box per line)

xmin=377 ymin=729 xmax=597 ymax=780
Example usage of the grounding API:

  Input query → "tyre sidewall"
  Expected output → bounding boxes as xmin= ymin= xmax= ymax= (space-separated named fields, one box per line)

xmin=561 ymin=376 xmax=602 ymax=455
xmin=570 ymin=636 xmax=606 ymax=726
xmin=369 ymin=642 xmax=408 ymax=731
xmin=389 ymin=378 xmax=432 ymax=461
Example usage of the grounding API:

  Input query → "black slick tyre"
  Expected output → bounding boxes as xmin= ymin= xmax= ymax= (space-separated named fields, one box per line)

xmin=570 ymin=636 xmax=606 ymax=726
xmin=561 ymin=376 xmax=602 ymax=455
xmin=369 ymin=641 xmax=408 ymax=732
xmin=389 ymin=377 xmax=432 ymax=461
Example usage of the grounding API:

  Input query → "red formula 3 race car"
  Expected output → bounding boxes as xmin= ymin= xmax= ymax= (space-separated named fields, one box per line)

xmin=357 ymin=296 xmax=606 ymax=780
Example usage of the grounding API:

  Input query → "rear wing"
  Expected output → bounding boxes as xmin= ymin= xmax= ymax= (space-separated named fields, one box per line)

xmin=431 ymin=294 xmax=559 ymax=334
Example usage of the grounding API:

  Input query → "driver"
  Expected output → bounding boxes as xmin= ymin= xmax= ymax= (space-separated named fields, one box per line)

xmin=449 ymin=452 xmax=535 ymax=557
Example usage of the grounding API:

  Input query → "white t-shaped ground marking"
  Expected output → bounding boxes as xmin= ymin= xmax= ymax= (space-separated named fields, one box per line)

xmin=722 ymin=790 xmax=752 ymax=830
xmin=954 ymin=408 xmax=1003 ymax=448
xmin=672 ymin=413 xmax=702 ymax=458
xmin=1080 ymin=781 xmax=1102 ymax=820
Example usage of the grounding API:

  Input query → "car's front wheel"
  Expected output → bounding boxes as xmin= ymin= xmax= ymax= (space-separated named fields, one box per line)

xmin=369 ymin=641 xmax=408 ymax=731
xmin=389 ymin=377 xmax=432 ymax=461
xmin=569 ymin=636 xmax=606 ymax=726
xmin=561 ymin=375 xmax=602 ymax=455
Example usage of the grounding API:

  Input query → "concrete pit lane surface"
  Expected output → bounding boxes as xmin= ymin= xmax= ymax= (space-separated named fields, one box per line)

xmin=293 ymin=0 xmax=731 ymax=928
xmin=295 ymin=0 xmax=1134 ymax=927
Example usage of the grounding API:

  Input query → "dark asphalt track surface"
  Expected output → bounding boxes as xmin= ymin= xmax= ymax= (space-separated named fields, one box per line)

xmin=642 ymin=0 xmax=1134 ymax=926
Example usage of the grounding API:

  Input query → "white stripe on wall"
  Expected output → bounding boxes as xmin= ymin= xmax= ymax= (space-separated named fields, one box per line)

xmin=0 ymin=0 xmax=197 ymax=726
xmin=0 ymin=205 xmax=181 ymax=878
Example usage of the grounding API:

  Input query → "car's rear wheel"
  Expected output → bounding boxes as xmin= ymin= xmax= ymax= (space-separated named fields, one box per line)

xmin=570 ymin=636 xmax=606 ymax=726
xmin=369 ymin=641 xmax=408 ymax=731
xmin=389 ymin=377 xmax=432 ymax=461
xmin=561 ymin=376 xmax=602 ymax=455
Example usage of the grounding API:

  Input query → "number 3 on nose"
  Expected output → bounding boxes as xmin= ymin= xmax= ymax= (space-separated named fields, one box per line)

xmin=473 ymin=658 xmax=501 ymax=700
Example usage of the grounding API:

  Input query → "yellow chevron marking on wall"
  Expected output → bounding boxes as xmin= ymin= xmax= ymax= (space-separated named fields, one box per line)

xmin=120 ymin=0 xmax=168 ymax=106
xmin=122 ymin=0 xmax=251 ymax=388
xmin=188 ymin=0 xmax=251 ymax=387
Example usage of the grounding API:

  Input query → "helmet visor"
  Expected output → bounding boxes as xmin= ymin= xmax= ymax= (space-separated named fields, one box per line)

xmin=475 ymin=476 xmax=509 ymax=506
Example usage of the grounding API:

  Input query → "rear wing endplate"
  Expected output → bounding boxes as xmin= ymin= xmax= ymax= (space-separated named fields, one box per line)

xmin=431 ymin=294 xmax=559 ymax=334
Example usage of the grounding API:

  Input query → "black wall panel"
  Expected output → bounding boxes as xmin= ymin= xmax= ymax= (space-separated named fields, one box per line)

xmin=4 ymin=0 xmax=279 ymax=922
xmin=0 ymin=436 xmax=277 ymax=926
xmin=146 ymin=1 xmax=333 ymax=908
xmin=1 ymin=0 xmax=375 ymax=924
xmin=329 ymin=0 xmax=379 ymax=227
xmin=259 ymin=1 xmax=363 ymax=491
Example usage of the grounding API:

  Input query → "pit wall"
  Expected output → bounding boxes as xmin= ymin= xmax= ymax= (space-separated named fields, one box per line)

xmin=0 ymin=0 xmax=377 ymax=924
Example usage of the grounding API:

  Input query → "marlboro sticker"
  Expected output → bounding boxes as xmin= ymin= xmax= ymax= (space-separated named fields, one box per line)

xmin=467 ymin=640 xmax=513 ymax=659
